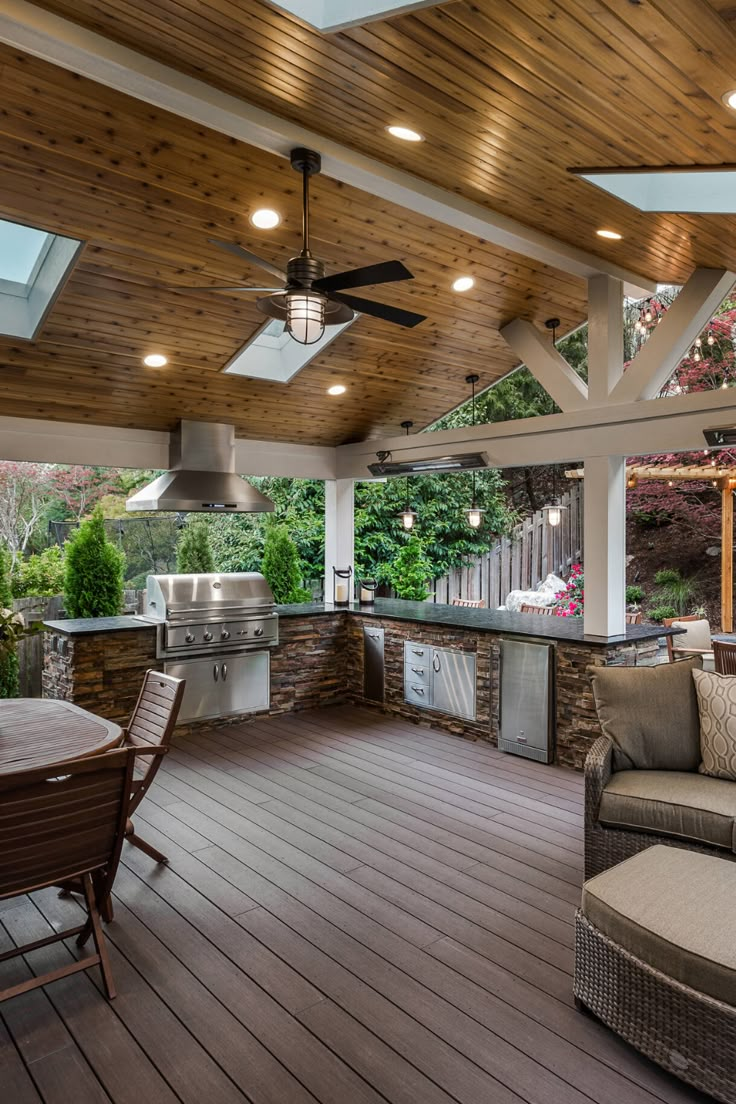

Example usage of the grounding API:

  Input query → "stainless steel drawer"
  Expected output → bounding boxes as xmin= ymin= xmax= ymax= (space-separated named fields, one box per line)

xmin=404 ymin=660 xmax=429 ymax=684
xmin=405 ymin=681 xmax=429 ymax=706
xmin=404 ymin=641 xmax=429 ymax=663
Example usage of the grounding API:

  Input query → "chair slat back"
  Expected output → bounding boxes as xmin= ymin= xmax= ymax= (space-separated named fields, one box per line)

xmin=126 ymin=671 xmax=185 ymax=816
xmin=450 ymin=597 xmax=485 ymax=608
xmin=519 ymin=604 xmax=554 ymax=615
xmin=0 ymin=749 xmax=133 ymax=899
xmin=714 ymin=639 xmax=736 ymax=675
xmin=625 ymin=611 xmax=642 ymax=624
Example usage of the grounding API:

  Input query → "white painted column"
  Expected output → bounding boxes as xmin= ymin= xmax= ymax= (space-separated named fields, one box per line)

xmin=582 ymin=456 xmax=627 ymax=638
xmin=587 ymin=275 xmax=623 ymax=404
xmin=324 ymin=478 xmax=354 ymax=600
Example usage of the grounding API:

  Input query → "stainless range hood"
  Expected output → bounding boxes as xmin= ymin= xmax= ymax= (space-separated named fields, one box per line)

xmin=126 ymin=421 xmax=275 ymax=513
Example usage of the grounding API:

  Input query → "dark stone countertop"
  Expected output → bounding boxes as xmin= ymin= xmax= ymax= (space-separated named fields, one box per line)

xmin=277 ymin=599 xmax=673 ymax=645
xmin=43 ymin=615 xmax=156 ymax=636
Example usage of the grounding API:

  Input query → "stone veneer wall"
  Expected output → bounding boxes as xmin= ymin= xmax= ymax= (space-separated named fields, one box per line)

xmin=43 ymin=615 xmax=349 ymax=734
xmin=43 ymin=613 xmax=658 ymax=769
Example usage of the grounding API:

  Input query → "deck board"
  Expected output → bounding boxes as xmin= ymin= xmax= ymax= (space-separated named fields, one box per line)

xmin=0 ymin=705 xmax=709 ymax=1104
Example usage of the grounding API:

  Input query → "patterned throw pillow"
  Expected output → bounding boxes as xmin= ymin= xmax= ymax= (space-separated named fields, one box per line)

xmin=692 ymin=669 xmax=736 ymax=780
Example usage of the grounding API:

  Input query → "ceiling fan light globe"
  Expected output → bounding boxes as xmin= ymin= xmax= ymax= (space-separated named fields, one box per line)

xmin=286 ymin=291 xmax=326 ymax=345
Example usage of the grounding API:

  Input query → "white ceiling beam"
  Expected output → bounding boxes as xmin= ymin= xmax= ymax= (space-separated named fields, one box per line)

xmin=587 ymin=275 xmax=624 ymax=404
xmin=500 ymin=318 xmax=589 ymax=411
xmin=336 ymin=386 xmax=736 ymax=477
xmin=0 ymin=0 xmax=656 ymax=287
xmin=610 ymin=268 xmax=736 ymax=404
xmin=0 ymin=417 xmax=337 ymax=478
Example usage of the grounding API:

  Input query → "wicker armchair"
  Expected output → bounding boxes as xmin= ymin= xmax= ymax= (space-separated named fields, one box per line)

xmin=584 ymin=733 xmax=736 ymax=879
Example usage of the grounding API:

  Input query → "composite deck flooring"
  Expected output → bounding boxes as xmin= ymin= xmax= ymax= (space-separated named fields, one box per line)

xmin=0 ymin=705 xmax=710 ymax=1104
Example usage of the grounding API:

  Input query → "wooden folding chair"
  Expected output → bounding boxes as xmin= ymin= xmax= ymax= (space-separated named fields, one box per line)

xmin=0 ymin=749 xmax=134 ymax=1002
xmin=123 ymin=670 xmax=185 ymax=865
xmin=713 ymin=639 xmax=736 ymax=674
xmin=450 ymin=597 xmax=485 ymax=608
xmin=519 ymin=603 xmax=554 ymax=615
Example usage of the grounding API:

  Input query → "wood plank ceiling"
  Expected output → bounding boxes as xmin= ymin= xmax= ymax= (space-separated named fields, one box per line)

xmin=4 ymin=0 xmax=736 ymax=445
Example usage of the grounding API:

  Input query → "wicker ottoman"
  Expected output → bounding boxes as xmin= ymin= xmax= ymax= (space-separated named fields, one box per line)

xmin=575 ymin=845 xmax=736 ymax=1103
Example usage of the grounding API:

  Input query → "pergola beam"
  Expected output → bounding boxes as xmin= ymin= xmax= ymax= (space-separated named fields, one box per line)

xmin=609 ymin=268 xmax=736 ymax=404
xmin=499 ymin=319 xmax=589 ymax=411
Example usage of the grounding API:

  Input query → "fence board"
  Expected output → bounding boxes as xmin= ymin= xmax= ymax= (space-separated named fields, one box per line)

xmin=431 ymin=485 xmax=581 ymax=607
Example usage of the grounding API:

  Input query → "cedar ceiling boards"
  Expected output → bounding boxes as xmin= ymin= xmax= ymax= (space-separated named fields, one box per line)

xmin=0 ymin=44 xmax=585 ymax=445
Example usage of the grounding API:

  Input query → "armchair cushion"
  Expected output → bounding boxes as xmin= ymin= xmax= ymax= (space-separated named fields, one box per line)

xmin=589 ymin=655 xmax=702 ymax=772
xmin=599 ymin=770 xmax=736 ymax=851
xmin=693 ymin=668 xmax=736 ymax=781
xmin=671 ymin=618 xmax=712 ymax=652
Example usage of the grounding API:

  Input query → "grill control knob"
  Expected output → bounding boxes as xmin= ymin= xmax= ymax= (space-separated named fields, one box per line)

xmin=254 ymin=627 xmax=264 ymax=637
xmin=185 ymin=632 xmax=195 ymax=643
xmin=203 ymin=630 xmax=213 ymax=642
xmin=221 ymin=629 xmax=230 ymax=641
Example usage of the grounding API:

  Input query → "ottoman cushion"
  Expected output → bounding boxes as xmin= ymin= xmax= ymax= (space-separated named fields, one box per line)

xmin=582 ymin=845 xmax=736 ymax=1005
xmin=599 ymin=770 xmax=736 ymax=851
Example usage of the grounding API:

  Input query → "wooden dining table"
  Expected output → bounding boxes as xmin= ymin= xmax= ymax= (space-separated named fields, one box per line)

xmin=0 ymin=698 xmax=123 ymax=774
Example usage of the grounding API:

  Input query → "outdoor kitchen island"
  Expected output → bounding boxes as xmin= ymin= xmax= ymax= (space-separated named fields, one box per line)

xmin=42 ymin=598 xmax=670 ymax=769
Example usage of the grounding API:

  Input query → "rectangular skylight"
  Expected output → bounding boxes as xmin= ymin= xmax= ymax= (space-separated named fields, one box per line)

xmin=270 ymin=0 xmax=444 ymax=32
xmin=0 ymin=217 xmax=83 ymax=339
xmin=224 ymin=314 xmax=356 ymax=383
xmin=575 ymin=168 xmax=736 ymax=213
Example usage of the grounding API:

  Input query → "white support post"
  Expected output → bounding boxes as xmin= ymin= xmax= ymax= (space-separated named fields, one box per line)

xmin=610 ymin=267 xmax=735 ymax=404
xmin=582 ymin=456 xmax=626 ymax=638
xmin=324 ymin=478 xmax=354 ymax=600
xmin=587 ymin=275 xmax=623 ymax=404
xmin=500 ymin=318 xmax=589 ymax=411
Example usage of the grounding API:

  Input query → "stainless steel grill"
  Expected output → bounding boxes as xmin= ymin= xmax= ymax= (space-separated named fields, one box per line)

xmin=139 ymin=572 xmax=279 ymax=659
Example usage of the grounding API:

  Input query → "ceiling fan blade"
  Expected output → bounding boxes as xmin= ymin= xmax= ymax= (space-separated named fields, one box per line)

xmin=169 ymin=285 xmax=282 ymax=292
xmin=208 ymin=238 xmax=287 ymax=282
xmin=331 ymin=292 xmax=426 ymax=328
xmin=313 ymin=260 xmax=414 ymax=294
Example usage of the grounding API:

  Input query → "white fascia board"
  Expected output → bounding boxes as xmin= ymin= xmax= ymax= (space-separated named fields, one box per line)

xmin=0 ymin=417 xmax=337 ymax=478
xmin=0 ymin=0 xmax=655 ymax=287
xmin=335 ymin=387 xmax=736 ymax=476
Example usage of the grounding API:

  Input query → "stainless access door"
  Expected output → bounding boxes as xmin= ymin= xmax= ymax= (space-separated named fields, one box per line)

xmin=363 ymin=626 xmax=385 ymax=702
xmin=499 ymin=639 xmax=555 ymax=763
xmin=164 ymin=651 xmax=270 ymax=722
xmin=430 ymin=648 xmax=476 ymax=720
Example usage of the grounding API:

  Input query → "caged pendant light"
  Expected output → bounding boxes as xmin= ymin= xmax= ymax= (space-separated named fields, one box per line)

xmin=542 ymin=465 xmax=568 ymax=528
xmin=398 ymin=421 xmax=417 ymax=530
xmin=464 ymin=375 xmax=485 ymax=529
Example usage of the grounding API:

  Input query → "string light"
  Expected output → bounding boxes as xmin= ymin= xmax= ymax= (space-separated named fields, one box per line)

xmin=708 ymin=330 xmax=716 ymax=346
xmin=695 ymin=337 xmax=702 ymax=348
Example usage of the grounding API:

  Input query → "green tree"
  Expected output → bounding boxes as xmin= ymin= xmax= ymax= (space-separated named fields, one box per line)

xmin=261 ymin=523 xmax=309 ymax=604
xmin=176 ymin=517 xmax=215 ymax=574
xmin=0 ymin=544 xmax=19 ymax=697
xmin=12 ymin=544 xmax=65 ymax=598
xmin=387 ymin=535 xmax=432 ymax=601
xmin=64 ymin=506 xmax=125 ymax=618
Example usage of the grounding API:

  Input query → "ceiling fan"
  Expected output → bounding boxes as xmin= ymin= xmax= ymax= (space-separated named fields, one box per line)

xmin=174 ymin=147 xmax=426 ymax=345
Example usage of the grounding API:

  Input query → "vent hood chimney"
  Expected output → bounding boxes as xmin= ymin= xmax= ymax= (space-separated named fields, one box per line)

xmin=126 ymin=421 xmax=275 ymax=514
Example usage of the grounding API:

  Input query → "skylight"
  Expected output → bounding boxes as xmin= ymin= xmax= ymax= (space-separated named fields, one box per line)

xmin=0 ymin=218 xmax=83 ymax=339
xmin=269 ymin=0 xmax=444 ymax=33
xmin=576 ymin=168 xmax=736 ymax=214
xmin=224 ymin=314 xmax=356 ymax=383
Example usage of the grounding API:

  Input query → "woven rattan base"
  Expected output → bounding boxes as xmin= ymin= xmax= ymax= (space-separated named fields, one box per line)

xmin=575 ymin=911 xmax=736 ymax=1104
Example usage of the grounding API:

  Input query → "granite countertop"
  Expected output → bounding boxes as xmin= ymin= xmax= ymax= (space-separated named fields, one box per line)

xmin=44 ymin=600 xmax=674 ymax=645
xmin=277 ymin=598 xmax=673 ymax=645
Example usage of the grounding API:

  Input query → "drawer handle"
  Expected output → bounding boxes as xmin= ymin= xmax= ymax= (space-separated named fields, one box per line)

xmin=412 ymin=686 xmax=425 ymax=694
xmin=412 ymin=649 xmax=424 ymax=656
xmin=222 ymin=663 xmax=228 ymax=682
xmin=411 ymin=666 xmax=423 ymax=674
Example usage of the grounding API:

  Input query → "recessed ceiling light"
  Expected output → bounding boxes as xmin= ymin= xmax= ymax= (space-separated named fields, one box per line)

xmin=327 ymin=384 xmax=346 ymax=396
xmin=387 ymin=125 xmax=423 ymax=142
xmin=596 ymin=229 xmax=623 ymax=240
xmin=250 ymin=208 xmax=281 ymax=229
xmin=452 ymin=276 xmax=474 ymax=292
xmin=723 ymin=90 xmax=736 ymax=109
xmin=143 ymin=353 xmax=168 ymax=368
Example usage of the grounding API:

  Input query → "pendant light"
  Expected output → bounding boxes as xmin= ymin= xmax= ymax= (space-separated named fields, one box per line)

xmin=464 ymin=375 xmax=485 ymax=529
xmin=542 ymin=465 xmax=568 ymax=528
xmin=398 ymin=421 xmax=417 ymax=530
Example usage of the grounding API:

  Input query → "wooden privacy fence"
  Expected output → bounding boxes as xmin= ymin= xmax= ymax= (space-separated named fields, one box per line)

xmin=429 ymin=484 xmax=583 ymax=608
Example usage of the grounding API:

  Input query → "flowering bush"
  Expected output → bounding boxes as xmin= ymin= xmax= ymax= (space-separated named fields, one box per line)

xmin=554 ymin=564 xmax=584 ymax=617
